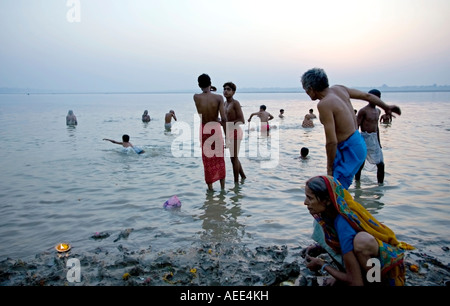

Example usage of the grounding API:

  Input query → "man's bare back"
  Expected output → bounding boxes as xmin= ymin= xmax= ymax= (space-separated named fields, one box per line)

xmin=317 ymin=85 xmax=359 ymax=143
xmin=302 ymin=68 xmax=401 ymax=184
xmin=248 ymin=106 xmax=274 ymax=124
xmin=165 ymin=110 xmax=177 ymax=124
xmin=193 ymin=92 xmax=226 ymax=124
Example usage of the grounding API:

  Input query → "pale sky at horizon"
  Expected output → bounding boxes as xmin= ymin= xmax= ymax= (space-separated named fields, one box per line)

xmin=1 ymin=0 xmax=449 ymax=92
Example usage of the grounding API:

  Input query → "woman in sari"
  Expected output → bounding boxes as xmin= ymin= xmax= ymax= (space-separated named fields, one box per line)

xmin=303 ymin=175 xmax=413 ymax=286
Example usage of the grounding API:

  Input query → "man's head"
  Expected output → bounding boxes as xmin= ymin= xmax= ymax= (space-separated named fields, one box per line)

xmin=122 ymin=134 xmax=130 ymax=142
xmin=301 ymin=147 xmax=309 ymax=158
xmin=223 ymin=82 xmax=236 ymax=99
xmin=260 ymin=105 xmax=267 ymax=111
xmin=198 ymin=73 xmax=211 ymax=89
xmin=368 ymin=89 xmax=381 ymax=98
xmin=223 ymin=82 xmax=236 ymax=92
xmin=301 ymin=68 xmax=329 ymax=95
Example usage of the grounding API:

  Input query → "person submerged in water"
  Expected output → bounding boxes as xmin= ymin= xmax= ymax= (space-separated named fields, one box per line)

xmin=142 ymin=110 xmax=151 ymax=123
xmin=66 ymin=110 xmax=78 ymax=126
xmin=380 ymin=113 xmax=395 ymax=124
xmin=103 ymin=134 xmax=145 ymax=154
xmin=302 ymin=113 xmax=315 ymax=128
xmin=300 ymin=147 xmax=309 ymax=159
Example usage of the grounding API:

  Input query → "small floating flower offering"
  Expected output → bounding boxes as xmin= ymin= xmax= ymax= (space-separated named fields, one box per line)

xmin=55 ymin=243 xmax=71 ymax=253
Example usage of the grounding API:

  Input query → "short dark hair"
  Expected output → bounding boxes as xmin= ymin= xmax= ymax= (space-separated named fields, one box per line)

xmin=122 ymin=134 xmax=130 ymax=142
xmin=223 ymin=82 xmax=236 ymax=92
xmin=368 ymin=89 xmax=381 ymax=98
xmin=260 ymin=105 xmax=266 ymax=111
xmin=301 ymin=147 xmax=309 ymax=157
xmin=198 ymin=73 xmax=211 ymax=89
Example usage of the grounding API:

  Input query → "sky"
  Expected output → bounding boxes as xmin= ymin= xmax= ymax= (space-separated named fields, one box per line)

xmin=1 ymin=0 xmax=449 ymax=92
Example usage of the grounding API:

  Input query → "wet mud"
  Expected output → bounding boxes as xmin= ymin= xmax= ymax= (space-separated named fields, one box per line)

xmin=1 ymin=234 xmax=449 ymax=286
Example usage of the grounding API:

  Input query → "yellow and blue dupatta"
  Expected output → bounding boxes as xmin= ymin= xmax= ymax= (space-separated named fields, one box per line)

xmin=312 ymin=176 xmax=414 ymax=285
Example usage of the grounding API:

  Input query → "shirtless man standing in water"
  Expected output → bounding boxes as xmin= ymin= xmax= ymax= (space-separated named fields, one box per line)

xmin=301 ymin=68 xmax=401 ymax=189
xmin=355 ymin=89 xmax=385 ymax=184
xmin=164 ymin=110 xmax=177 ymax=131
xmin=223 ymin=81 xmax=246 ymax=184
xmin=248 ymin=105 xmax=274 ymax=136
xmin=193 ymin=74 xmax=227 ymax=191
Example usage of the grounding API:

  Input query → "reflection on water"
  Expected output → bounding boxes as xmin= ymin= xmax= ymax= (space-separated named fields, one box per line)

xmin=199 ymin=189 xmax=244 ymax=244
xmin=353 ymin=181 xmax=385 ymax=214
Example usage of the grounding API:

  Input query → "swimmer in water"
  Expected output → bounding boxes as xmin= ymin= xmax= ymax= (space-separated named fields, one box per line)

xmin=103 ymin=134 xmax=145 ymax=154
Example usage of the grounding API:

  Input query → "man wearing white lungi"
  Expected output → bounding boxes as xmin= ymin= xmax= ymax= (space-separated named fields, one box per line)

xmin=355 ymin=89 xmax=385 ymax=185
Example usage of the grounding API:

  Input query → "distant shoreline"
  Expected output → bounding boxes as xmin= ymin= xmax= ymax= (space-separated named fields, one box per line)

xmin=1 ymin=85 xmax=450 ymax=95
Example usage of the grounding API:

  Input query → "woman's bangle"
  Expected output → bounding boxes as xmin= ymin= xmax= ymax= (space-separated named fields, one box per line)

xmin=320 ymin=263 xmax=331 ymax=275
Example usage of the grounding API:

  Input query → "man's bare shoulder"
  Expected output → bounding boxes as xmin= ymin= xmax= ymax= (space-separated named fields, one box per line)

xmin=359 ymin=104 xmax=371 ymax=112
xmin=324 ymin=85 xmax=351 ymax=104
xmin=213 ymin=92 xmax=224 ymax=102
xmin=193 ymin=93 xmax=201 ymax=101
xmin=331 ymin=84 xmax=347 ymax=90
xmin=318 ymin=94 xmax=335 ymax=106
xmin=232 ymin=99 xmax=242 ymax=108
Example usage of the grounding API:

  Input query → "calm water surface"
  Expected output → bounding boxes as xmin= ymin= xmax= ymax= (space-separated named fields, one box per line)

xmin=0 ymin=91 xmax=449 ymax=269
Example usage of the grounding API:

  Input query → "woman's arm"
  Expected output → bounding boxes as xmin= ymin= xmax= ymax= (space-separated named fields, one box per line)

xmin=306 ymin=251 xmax=364 ymax=286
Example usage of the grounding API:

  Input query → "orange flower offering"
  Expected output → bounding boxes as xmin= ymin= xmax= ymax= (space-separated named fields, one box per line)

xmin=409 ymin=264 xmax=419 ymax=272
xmin=55 ymin=243 xmax=71 ymax=253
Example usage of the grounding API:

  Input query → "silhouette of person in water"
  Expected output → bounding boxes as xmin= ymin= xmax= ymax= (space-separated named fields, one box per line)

xmin=66 ymin=110 xmax=77 ymax=126
xmin=380 ymin=113 xmax=395 ymax=124
xmin=300 ymin=147 xmax=309 ymax=159
xmin=142 ymin=110 xmax=150 ymax=122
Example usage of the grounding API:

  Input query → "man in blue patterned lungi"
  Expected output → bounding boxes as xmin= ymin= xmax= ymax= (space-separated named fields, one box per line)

xmin=301 ymin=68 xmax=401 ymax=189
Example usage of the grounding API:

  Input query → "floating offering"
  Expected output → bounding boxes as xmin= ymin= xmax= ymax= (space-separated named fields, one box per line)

xmin=55 ymin=243 xmax=71 ymax=253
xmin=409 ymin=264 xmax=419 ymax=272
xmin=163 ymin=195 xmax=181 ymax=208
